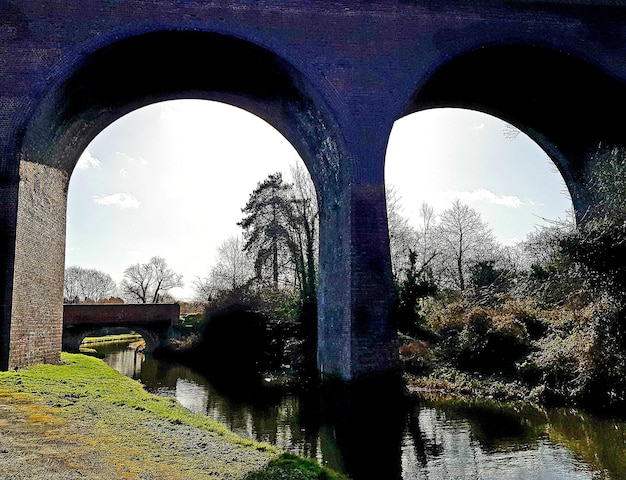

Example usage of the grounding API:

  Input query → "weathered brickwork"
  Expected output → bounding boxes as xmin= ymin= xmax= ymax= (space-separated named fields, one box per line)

xmin=8 ymin=161 xmax=67 ymax=368
xmin=1 ymin=1 xmax=626 ymax=380
xmin=63 ymin=303 xmax=179 ymax=328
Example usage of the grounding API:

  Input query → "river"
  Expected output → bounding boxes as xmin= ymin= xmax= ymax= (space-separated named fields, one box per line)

xmin=93 ymin=341 xmax=626 ymax=480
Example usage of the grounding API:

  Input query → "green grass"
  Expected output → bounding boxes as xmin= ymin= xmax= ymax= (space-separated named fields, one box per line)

xmin=0 ymin=353 xmax=346 ymax=479
xmin=244 ymin=453 xmax=348 ymax=480
xmin=81 ymin=333 xmax=143 ymax=345
xmin=0 ymin=353 xmax=273 ymax=446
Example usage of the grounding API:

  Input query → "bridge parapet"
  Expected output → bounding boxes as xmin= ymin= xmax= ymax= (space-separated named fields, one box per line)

xmin=64 ymin=304 xmax=179 ymax=327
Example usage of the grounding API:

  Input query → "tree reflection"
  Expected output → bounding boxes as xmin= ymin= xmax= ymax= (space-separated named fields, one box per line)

xmin=97 ymin=346 xmax=625 ymax=480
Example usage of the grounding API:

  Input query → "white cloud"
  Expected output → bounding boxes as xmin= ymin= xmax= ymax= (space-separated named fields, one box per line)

xmin=472 ymin=123 xmax=485 ymax=130
xmin=93 ymin=192 xmax=140 ymax=209
xmin=120 ymin=169 xmax=129 ymax=178
xmin=444 ymin=188 xmax=524 ymax=208
xmin=76 ymin=150 xmax=101 ymax=169
xmin=115 ymin=151 xmax=148 ymax=165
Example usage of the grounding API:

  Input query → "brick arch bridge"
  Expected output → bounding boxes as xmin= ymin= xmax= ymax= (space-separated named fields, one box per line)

xmin=1 ymin=1 xmax=625 ymax=381
xmin=62 ymin=304 xmax=180 ymax=353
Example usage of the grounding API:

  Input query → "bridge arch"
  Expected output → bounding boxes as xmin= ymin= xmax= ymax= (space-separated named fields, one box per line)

xmin=22 ymin=29 xmax=346 ymax=183
xmin=63 ymin=327 xmax=158 ymax=354
xmin=401 ymin=44 xmax=626 ymax=223
xmin=8 ymin=29 xmax=350 ymax=371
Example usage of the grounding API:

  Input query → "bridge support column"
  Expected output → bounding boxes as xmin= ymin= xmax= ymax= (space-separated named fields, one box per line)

xmin=5 ymin=161 xmax=67 ymax=369
xmin=317 ymin=144 xmax=398 ymax=382
xmin=0 ymin=179 xmax=19 ymax=371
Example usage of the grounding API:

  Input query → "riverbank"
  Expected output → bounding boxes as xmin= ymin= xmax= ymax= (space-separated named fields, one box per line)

xmin=0 ymin=353 xmax=344 ymax=480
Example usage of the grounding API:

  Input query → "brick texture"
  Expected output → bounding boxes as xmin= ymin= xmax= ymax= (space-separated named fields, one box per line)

xmin=8 ymin=161 xmax=67 ymax=368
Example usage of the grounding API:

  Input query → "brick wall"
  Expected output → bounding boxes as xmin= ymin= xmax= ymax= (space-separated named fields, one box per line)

xmin=8 ymin=161 xmax=68 ymax=369
xmin=63 ymin=303 xmax=179 ymax=328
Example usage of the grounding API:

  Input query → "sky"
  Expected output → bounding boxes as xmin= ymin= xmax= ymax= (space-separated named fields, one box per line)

xmin=66 ymin=100 xmax=573 ymax=300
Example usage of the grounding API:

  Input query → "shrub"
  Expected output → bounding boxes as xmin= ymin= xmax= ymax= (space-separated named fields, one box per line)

xmin=427 ymin=297 xmax=467 ymax=334
xmin=399 ymin=337 xmax=434 ymax=374
xmin=500 ymin=298 xmax=548 ymax=339
xmin=518 ymin=299 xmax=626 ymax=407
xmin=200 ymin=300 xmax=268 ymax=373
xmin=519 ymin=323 xmax=595 ymax=404
xmin=456 ymin=308 xmax=530 ymax=374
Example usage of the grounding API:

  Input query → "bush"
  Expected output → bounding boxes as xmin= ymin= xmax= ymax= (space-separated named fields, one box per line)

xmin=499 ymin=298 xmax=548 ymax=340
xmin=456 ymin=308 xmax=530 ymax=374
xmin=200 ymin=298 xmax=268 ymax=373
xmin=518 ymin=300 xmax=626 ymax=408
xmin=399 ymin=337 xmax=434 ymax=374
xmin=192 ymin=286 xmax=315 ymax=375
xmin=519 ymin=324 xmax=595 ymax=404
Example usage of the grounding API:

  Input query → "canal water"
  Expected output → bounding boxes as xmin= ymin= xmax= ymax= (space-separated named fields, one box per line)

xmin=94 ymin=342 xmax=626 ymax=480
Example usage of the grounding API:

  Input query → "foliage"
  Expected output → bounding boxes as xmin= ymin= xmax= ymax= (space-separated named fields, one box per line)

xmin=243 ymin=453 xmax=347 ymax=480
xmin=196 ymin=286 xmax=304 ymax=374
xmin=454 ymin=307 xmax=530 ymax=374
xmin=237 ymin=167 xmax=318 ymax=370
xmin=559 ymin=217 xmax=626 ymax=297
xmin=63 ymin=266 xmax=117 ymax=303
xmin=399 ymin=336 xmax=434 ymax=374
xmin=467 ymin=260 xmax=514 ymax=307
xmin=120 ymin=256 xmax=183 ymax=303
xmin=393 ymin=249 xmax=437 ymax=336
xmin=584 ymin=144 xmax=626 ymax=221
xmin=238 ymin=170 xmax=318 ymax=303
xmin=518 ymin=300 xmax=626 ymax=407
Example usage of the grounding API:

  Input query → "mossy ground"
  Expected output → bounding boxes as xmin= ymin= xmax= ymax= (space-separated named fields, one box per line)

xmin=0 ymin=353 xmax=343 ymax=480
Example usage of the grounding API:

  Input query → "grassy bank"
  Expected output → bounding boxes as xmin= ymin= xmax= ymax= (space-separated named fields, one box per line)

xmin=81 ymin=333 xmax=143 ymax=345
xmin=0 ymin=353 xmax=344 ymax=480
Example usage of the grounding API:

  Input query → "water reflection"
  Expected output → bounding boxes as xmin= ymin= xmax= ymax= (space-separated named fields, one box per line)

xmin=404 ymin=405 xmax=594 ymax=480
xmin=97 ymin=344 xmax=625 ymax=480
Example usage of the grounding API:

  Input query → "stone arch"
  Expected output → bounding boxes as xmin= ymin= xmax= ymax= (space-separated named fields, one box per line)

xmin=7 ymin=30 xmax=349 ymax=370
xmin=401 ymin=44 xmax=626 ymax=222
xmin=22 ymin=30 xmax=346 ymax=184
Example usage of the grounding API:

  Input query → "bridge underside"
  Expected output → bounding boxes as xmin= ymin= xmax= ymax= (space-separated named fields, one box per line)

xmin=1 ymin=1 xmax=626 ymax=381
xmin=62 ymin=304 xmax=179 ymax=353
xmin=62 ymin=326 xmax=166 ymax=354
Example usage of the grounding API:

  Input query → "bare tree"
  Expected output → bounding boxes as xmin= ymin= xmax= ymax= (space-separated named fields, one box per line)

xmin=121 ymin=256 xmax=182 ymax=303
xmin=63 ymin=266 xmax=117 ymax=303
xmin=150 ymin=256 xmax=184 ymax=303
xmin=192 ymin=236 xmax=255 ymax=302
xmin=437 ymin=199 xmax=497 ymax=291
xmin=211 ymin=235 xmax=254 ymax=291
xmin=192 ymin=275 xmax=215 ymax=304
xmin=386 ymin=184 xmax=418 ymax=280
xmin=286 ymin=162 xmax=319 ymax=304
xmin=120 ymin=262 xmax=153 ymax=303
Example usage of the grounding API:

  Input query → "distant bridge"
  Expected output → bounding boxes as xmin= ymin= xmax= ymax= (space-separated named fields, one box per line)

xmin=62 ymin=304 xmax=180 ymax=353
